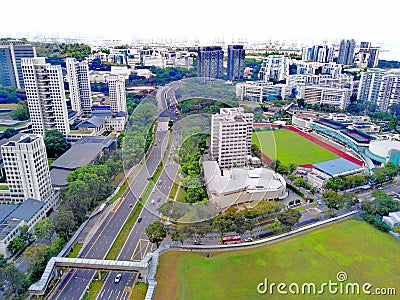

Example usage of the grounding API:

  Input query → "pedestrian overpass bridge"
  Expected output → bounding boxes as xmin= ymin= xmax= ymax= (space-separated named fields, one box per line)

xmin=28 ymin=255 xmax=153 ymax=296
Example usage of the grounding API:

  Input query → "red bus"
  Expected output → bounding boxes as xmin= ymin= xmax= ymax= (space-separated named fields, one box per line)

xmin=222 ymin=236 xmax=242 ymax=245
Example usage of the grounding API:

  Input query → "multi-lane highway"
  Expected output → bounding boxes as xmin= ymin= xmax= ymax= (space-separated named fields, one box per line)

xmin=50 ymin=85 xmax=177 ymax=300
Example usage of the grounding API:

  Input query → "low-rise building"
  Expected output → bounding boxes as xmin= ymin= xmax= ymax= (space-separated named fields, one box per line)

xmin=203 ymin=160 xmax=287 ymax=209
xmin=236 ymin=81 xmax=289 ymax=101
xmin=307 ymin=158 xmax=366 ymax=188
xmin=382 ymin=211 xmax=400 ymax=228
xmin=0 ymin=198 xmax=48 ymax=257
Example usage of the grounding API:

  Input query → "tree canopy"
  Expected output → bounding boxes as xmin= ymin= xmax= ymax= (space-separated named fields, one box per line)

xmin=145 ymin=221 xmax=168 ymax=248
xmin=44 ymin=129 xmax=68 ymax=158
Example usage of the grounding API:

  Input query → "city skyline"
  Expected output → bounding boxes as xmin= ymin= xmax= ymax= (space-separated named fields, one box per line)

xmin=2 ymin=0 xmax=400 ymax=59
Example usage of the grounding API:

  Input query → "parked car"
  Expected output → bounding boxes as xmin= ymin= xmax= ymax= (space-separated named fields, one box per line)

xmin=114 ymin=273 xmax=122 ymax=283
xmin=193 ymin=240 xmax=202 ymax=245
xmin=137 ymin=217 xmax=143 ymax=223
xmin=244 ymin=237 xmax=253 ymax=242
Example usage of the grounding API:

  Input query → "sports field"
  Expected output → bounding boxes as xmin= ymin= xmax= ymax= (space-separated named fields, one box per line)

xmin=154 ymin=219 xmax=400 ymax=300
xmin=252 ymin=129 xmax=338 ymax=166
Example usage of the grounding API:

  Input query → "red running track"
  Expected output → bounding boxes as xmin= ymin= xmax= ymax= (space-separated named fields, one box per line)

xmin=253 ymin=123 xmax=364 ymax=166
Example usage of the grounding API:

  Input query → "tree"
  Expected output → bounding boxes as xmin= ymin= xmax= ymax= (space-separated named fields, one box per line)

xmin=277 ymin=209 xmax=301 ymax=228
xmin=0 ymin=127 xmax=17 ymax=139
xmin=0 ymin=86 xmax=18 ymax=103
xmin=322 ymin=190 xmax=345 ymax=210
xmin=213 ymin=214 xmax=237 ymax=242
xmin=7 ymin=237 xmax=24 ymax=255
xmin=19 ymin=224 xmax=34 ymax=244
xmin=54 ymin=209 xmax=76 ymax=239
xmin=171 ymin=225 xmax=193 ymax=244
xmin=0 ymin=264 xmax=30 ymax=297
xmin=10 ymin=100 xmax=29 ymax=120
xmin=145 ymin=221 xmax=168 ymax=248
xmin=34 ymin=217 xmax=54 ymax=241
xmin=24 ymin=244 xmax=48 ymax=271
xmin=265 ymin=220 xmax=283 ymax=234
xmin=44 ymin=129 xmax=68 ymax=158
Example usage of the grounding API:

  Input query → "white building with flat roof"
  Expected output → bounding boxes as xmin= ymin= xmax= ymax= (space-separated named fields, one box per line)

xmin=211 ymin=107 xmax=253 ymax=169
xmin=108 ymin=74 xmax=127 ymax=114
xmin=66 ymin=58 xmax=92 ymax=116
xmin=1 ymin=134 xmax=54 ymax=204
xmin=22 ymin=57 xmax=70 ymax=136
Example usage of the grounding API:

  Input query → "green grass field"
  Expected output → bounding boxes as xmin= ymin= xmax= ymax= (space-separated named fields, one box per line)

xmin=154 ymin=219 xmax=400 ymax=300
xmin=253 ymin=129 xmax=338 ymax=166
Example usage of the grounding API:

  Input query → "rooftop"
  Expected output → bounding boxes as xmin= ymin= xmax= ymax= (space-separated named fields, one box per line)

xmin=313 ymin=158 xmax=365 ymax=177
xmin=78 ymin=116 xmax=106 ymax=128
xmin=9 ymin=198 xmax=45 ymax=221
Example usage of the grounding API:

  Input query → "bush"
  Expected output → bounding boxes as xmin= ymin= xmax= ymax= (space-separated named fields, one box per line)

xmin=362 ymin=213 xmax=391 ymax=232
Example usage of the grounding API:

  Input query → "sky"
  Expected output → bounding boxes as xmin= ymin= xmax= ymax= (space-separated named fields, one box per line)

xmin=1 ymin=0 xmax=400 ymax=59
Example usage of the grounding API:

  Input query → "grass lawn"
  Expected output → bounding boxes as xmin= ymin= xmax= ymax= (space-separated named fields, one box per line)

xmin=82 ymin=279 xmax=103 ymax=300
xmin=109 ymin=181 xmax=128 ymax=205
xmin=67 ymin=243 xmax=83 ymax=258
xmin=130 ymin=282 xmax=148 ymax=300
xmin=154 ymin=219 xmax=400 ymax=300
xmin=253 ymin=129 xmax=338 ymax=166
xmin=0 ymin=103 xmax=18 ymax=109
xmin=0 ymin=185 xmax=9 ymax=190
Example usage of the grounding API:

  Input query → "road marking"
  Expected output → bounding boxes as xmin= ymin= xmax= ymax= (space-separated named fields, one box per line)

xmin=131 ymin=239 xmax=151 ymax=261
xmin=54 ymin=269 xmax=77 ymax=300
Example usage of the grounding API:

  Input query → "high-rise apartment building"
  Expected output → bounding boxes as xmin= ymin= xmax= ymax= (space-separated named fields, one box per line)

xmin=227 ymin=45 xmax=245 ymax=81
xmin=66 ymin=58 xmax=92 ymax=116
xmin=258 ymin=55 xmax=289 ymax=82
xmin=1 ymin=134 xmax=53 ymax=203
xmin=377 ymin=73 xmax=400 ymax=112
xmin=337 ymin=39 xmax=356 ymax=66
xmin=357 ymin=68 xmax=386 ymax=104
xmin=0 ymin=40 xmax=36 ymax=88
xmin=197 ymin=46 xmax=224 ymax=80
xmin=355 ymin=42 xmax=380 ymax=68
xmin=21 ymin=57 xmax=70 ymax=136
xmin=108 ymin=74 xmax=127 ymax=113
xmin=302 ymin=45 xmax=334 ymax=63
xmin=211 ymin=107 xmax=254 ymax=169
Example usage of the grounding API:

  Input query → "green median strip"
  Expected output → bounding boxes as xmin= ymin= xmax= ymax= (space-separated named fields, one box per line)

xmin=82 ymin=279 xmax=103 ymax=300
xmin=105 ymin=201 xmax=143 ymax=260
xmin=109 ymin=181 xmax=129 ymax=205
xmin=130 ymin=282 xmax=148 ymax=300
xmin=67 ymin=242 xmax=83 ymax=258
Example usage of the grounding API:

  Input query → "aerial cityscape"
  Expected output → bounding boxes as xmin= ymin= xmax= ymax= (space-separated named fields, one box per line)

xmin=0 ymin=1 xmax=399 ymax=299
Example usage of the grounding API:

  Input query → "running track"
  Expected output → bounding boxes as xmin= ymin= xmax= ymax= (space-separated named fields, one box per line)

xmin=253 ymin=123 xmax=364 ymax=166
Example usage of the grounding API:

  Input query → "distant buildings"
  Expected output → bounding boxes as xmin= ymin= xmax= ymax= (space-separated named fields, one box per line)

xmin=258 ymin=55 xmax=289 ymax=82
xmin=1 ymin=134 xmax=54 ymax=204
xmin=66 ymin=58 xmax=92 ymax=116
xmin=236 ymin=81 xmax=289 ymax=102
xmin=302 ymin=45 xmax=334 ymax=63
xmin=337 ymin=39 xmax=356 ymax=66
xmin=197 ymin=46 xmax=224 ymax=80
xmin=21 ymin=57 xmax=70 ymax=136
xmin=227 ymin=45 xmax=245 ymax=81
xmin=211 ymin=107 xmax=253 ymax=169
xmin=108 ymin=74 xmax=127 ymax=114
xmin=355 ymin=42 xmax=380 ymax=68
xmin=297 ymin=84 xmax=351 ymax=110
xmin=0 ymin=40 xmax=36 ymax=88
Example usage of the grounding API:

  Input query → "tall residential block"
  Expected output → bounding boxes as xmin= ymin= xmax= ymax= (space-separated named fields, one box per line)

xmin=258 ymin=55 xmax=289 ymax=82
xmin=66 ymin=58 xmax=92 ymax=116
xmin=0 ymin=40 xmax=36 ymax=88
xmin=355 ymin=42 xmax=380 ymax=68
xmin=227 ymin=45 xmax=245 ymax=81
xmin=197 ymin=46 xmax=224 ymax=80
xmin=21 ymin=57 xmax=70 ymax=136
xmin=211 ymin=107 xmax=254 ymax=169
xmin=337 ymin=39 xmax=356 ymax=66
xmin=108 ymin=74 xmax=127 ymax=113
xmin=302 ymin=45 xmax=334 ymax=63
xmin=377 ymin=73 xmax=400 ymax=112
xmin=1 ymin=134 xmax=53 ymax=203
xmin=357 ymin=68 xmax=386 ymax=104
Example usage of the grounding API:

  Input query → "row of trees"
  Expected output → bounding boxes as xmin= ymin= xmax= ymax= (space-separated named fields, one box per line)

xmin=10 ymin=100 xmax=29 ymax=121
xmin=53 ymin=155 xmax=122 ymax=240
xmin=0 ymin=86 xmax=18 ymax=103
xmin=175 ymin=134 xmax=208 ymax=203
xmin=34 ymin=42 xmax=91 ymax=61
xmin=361 ymin=190 xmax=400 ymax=232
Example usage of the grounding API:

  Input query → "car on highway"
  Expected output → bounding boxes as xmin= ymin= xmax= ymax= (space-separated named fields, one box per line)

xmin=137 ymin=217 xmax=143 ymax=223
xmin=114 ymin=273 xmax=122 ymax=283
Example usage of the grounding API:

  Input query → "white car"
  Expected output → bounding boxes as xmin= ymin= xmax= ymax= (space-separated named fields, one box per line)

xmin=114 ymin=273 xmax=122 ymax=283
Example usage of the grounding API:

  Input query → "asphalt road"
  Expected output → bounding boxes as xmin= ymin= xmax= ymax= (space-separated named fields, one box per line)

xmin=50 ymin=86 xmax=173 ymax=300
xmin=96 ymin=86 xmax=181 ymax=299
